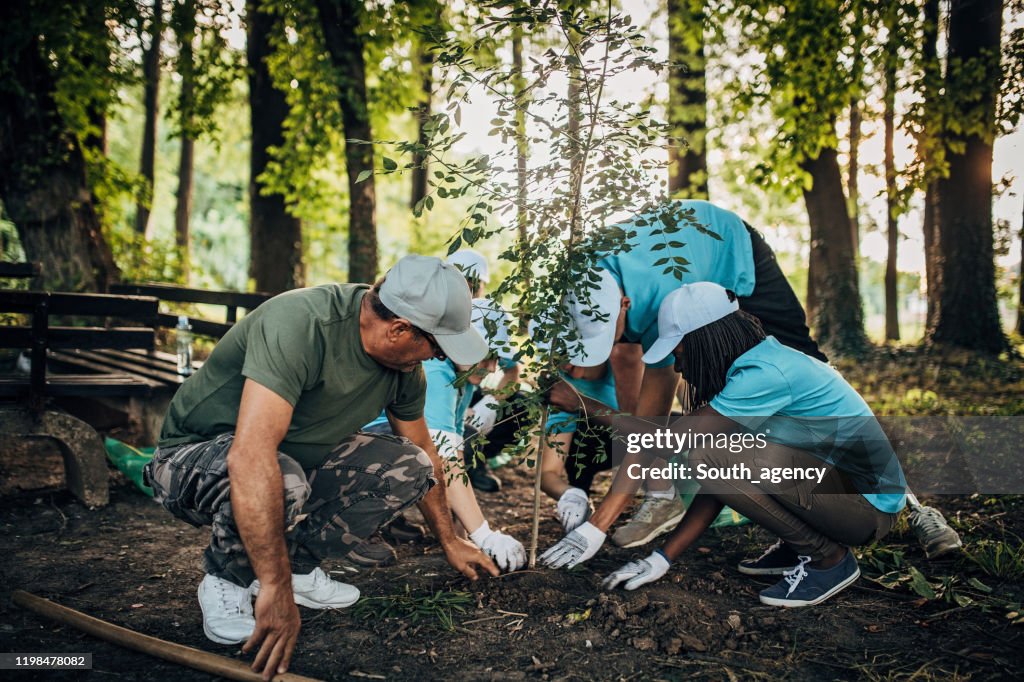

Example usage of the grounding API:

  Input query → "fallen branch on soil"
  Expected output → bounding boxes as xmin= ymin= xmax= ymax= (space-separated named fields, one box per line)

xmin=11 ymin=590 xmax=321 ymax=681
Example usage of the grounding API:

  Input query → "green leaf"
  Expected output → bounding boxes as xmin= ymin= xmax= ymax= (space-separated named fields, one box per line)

xmin=967 ymin=577 xmax=993 ymax=594
xmin=382 ymin=157 xmax=398 ymax=171
xmin=356 ymin=169 xmax=373 ymax=184
xmin=907 ymin=566 xmax=936 ymax=600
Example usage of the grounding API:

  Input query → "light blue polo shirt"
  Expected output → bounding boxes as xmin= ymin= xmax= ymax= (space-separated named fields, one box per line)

xmin=365 ymin=359 xmax=475 ymax=436
xmin=709 ymin=337 xmax=906 ymax=513
xmin=596 ymin=200 xmax=756 ymax=368
xmin=547 ymin=366 xmax=619 ymax=434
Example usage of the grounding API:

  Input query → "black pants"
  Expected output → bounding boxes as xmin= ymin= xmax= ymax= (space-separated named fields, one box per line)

xmin=463 ymin=391 xmax=612 ymax=494
xmin=740 ymin=224 xmax=828 ymax=362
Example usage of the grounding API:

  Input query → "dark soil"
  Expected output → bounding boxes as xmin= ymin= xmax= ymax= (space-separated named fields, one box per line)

xmin=2 ymin=448 xmax=1022 ymax=681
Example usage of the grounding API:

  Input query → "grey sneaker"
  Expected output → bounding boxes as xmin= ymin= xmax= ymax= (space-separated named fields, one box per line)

xmin=759 ymin=551 xmax=860 ymax=607
xmin=738 ymin=539 xmax=800 ymax=575
xmin=610 ymin=495 xmax=685 ymax=548
xmin=908 ymin=505 xmax=962 ymax=559
xmin=346 ymin=535 xmax=398 ymax=567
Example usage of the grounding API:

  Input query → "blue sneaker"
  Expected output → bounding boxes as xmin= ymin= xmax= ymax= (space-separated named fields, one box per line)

xmin=758 ymin=550 xmax=860 ymax=607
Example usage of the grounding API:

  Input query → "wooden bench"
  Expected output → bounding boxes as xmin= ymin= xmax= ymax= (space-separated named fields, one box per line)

xmin=0 ymin=290 xmax=161 ymax=507
xmin=0 ymin=283 xmax=273 ymax=506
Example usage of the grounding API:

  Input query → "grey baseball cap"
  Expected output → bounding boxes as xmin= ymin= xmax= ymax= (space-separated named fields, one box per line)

xmin=379 ymin=255 xmax=489 ymax=365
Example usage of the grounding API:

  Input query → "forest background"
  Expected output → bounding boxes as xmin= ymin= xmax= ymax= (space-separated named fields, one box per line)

xmin=1 ymin=0 xmax=1023 ymax=356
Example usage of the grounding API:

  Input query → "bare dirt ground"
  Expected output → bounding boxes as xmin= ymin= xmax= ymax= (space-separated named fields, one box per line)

xmin=2 ymin=442 xmax=1022 ymax=682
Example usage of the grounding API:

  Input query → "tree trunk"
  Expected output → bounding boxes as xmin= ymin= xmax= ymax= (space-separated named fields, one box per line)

xmin=920 ymin=0 xmax=941 ymax=332
xmin=410 ymin=42 xmax=432 ymax=212
xmin=666 ymin=0 xmax=708 ymax=199
xmin=848 ymin=98 xmax=861 ymax=260
xmin=1016 ymin=197 xmax=1023 ymax=335
xmin=175 ymin=0 xmax=196 ymax=281
xmin=135 ymin=0 xmax=163 ymax=236
xmin=927 ymin=0 xmax=1005 ymax=353
xmin=512 ymin=25 xmax=529 ymax=250
xmin=247 ymin=0 xmax=304 ymax=294
xmin=883 ymin=7 xmax=900 ymax=342
xmin=0 ymin=10 xmax=118 ymax=291
xmin=317 ymin=0 xmax=377 ymax=285
xmin=801 ymin=144 xmax=867 ymax=354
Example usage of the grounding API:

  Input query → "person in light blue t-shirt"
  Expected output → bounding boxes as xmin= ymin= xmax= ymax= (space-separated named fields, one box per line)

xmin=545 ymin=200 xmax=825 ymax=551
xmin=587 ymin=282 xmax=906 ymax=608
xmin=538 ymin=357 xmax=620 ymax=533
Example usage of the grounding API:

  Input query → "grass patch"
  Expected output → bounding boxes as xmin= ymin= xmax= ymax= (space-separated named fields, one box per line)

xmin=350 ymin=585 xmax=474 ymax=631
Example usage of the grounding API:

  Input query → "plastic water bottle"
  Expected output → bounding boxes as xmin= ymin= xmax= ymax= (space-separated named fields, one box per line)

xmin=176 ymin=315 xmax=193 ymax=376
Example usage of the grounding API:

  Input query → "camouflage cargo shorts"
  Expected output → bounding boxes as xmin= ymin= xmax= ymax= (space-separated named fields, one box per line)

xmin=144 ymin=431 xmax=435 ymax=587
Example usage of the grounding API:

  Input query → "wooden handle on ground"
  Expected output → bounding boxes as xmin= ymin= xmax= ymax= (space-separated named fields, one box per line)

xmin=11 ymin=590 xmax=321 ymax=682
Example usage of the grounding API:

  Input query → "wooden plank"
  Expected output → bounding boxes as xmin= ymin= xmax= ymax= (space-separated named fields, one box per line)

xmin=0 ymin=262 xmax=39 ymax=278
xmin=0 ymin=290 xmax=158 ymax=319
xmin=0 ymin=327 xmax=154 ymax=350
xmin=47 ymin=350 xmax=171 ymax=387
xmin=49 ymin=349 xmax=183 ymax=386
xmin=110 ymin=282 xmax=272 ymax=310
xmin=156 ymin=312 xmax=231 ymax=339
xmin=0 ymin=375 xmax=153 ymax=397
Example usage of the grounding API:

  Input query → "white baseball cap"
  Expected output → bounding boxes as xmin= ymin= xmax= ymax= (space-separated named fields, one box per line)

xmin=471 ymin=297 xmax=516 ymax=361
xmin=447 ymin=249 xmax=490 ymax=284
xmin=564 ymin=269 xmax=623 ymax=367
xmin=641 ymin=282 xmax=740 ymax=364
xmin=379 ymin=255 xmax=489 ymax=365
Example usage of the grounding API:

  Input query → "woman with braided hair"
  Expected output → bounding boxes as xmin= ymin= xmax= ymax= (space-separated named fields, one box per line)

xmin=600 ymin=282 xmax=907 ymax=607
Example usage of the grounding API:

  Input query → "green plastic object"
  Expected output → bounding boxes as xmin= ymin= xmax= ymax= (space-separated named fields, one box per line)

xmin=676 ymin=478 xmax=749 ymax=529
xmin=104 ymin=437 xmax=155 ymax=497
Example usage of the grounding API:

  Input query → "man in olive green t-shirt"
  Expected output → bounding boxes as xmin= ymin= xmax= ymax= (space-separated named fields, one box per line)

xmin=144 ymin=256 xmax=498 ymax=679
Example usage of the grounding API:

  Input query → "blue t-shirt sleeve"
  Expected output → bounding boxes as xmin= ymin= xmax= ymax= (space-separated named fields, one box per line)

xmin=709 ymin=360 xmax=794 ymax=428
xmin=422 ymin=360 xmax=460 ymax=434
xmin=546 ymin=409 xmax=579 ymax=434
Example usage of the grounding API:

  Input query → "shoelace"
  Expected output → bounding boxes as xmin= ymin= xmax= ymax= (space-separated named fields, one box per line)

xmin=911 ymin=507 xmax=946 ymax=534
xmin=751 ymin=539 xmax=784 ymax=563
xmin=782 ymin=556 xmax=813 ymax=597
xmin=632 ymin=497 xmax=666 ymax=523
xmin=215 ymin=579 xmax=250 ymax=615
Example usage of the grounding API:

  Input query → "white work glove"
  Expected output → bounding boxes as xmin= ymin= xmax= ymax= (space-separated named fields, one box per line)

xmin=466 ymin=397 xmax=499 ymax=435
xmin=556 ymin=487 xmax=593 ymax=533
xmin=539 ymin=521 xmax=606 ymax=569
xmin=602 ymin=551 xmax=671 ymax=591
xmin=470 ymin=521 xmax=526 ymax=572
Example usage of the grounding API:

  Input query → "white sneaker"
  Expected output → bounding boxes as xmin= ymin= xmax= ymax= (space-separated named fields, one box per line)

xmin=197 ymin=574 xmax=255 ymax=645
xmin=252 ymin=567 xmax=360 ymax=610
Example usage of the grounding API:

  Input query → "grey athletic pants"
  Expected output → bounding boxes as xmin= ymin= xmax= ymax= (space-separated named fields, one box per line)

xmin=144 ymin=431 xmax=435 ymax=587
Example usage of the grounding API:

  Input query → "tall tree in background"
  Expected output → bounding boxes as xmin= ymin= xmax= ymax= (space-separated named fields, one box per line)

xmin=1017 ymin=200 xmax=1023 ymax=336
xmin=173 ymin=0 xmax=197 ymax=280
xmin=248 ymin=0 xmax=304 ymax=293
xmin=666 ymin=0 xmax=708 ymax=198
xmin=770 ymin=2 xmax=867 ymax=354
xmin=846 ymin=0 xmax=867 ymax=262
xmin=918 ymin=0 xmax=941 ymax=331
xmin=135 ymin=0 xmax=163 ymax=236
xmin=410 ymin=39 xmax=433 ymax=213
xmin=317 ymin=0 xmax=377 ymax=284
xmin=0 ymin=2 xmax=119 ymax=291
xmin=927 ymin=0 xmax=1005 ymax=352
xmin=882 ymin=2 xmax=901 ymax=342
